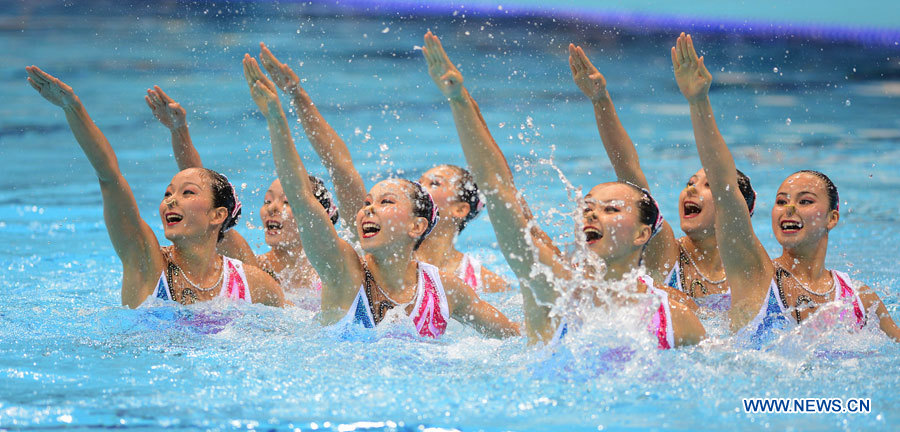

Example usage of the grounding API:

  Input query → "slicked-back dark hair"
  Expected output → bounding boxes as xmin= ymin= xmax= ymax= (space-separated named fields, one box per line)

xmin=618 ymin=181 xmax=662 ymax=240
xmin=309 ymin=175 xmax=339 ymax=225
xmin=436 ymin=164 xmax=482 ymax=233
xmin=399 ymin=179 xmax=438 ymax=250
xmin=198 ymin=168 xmax=240 ymax=242
xmin=794 ymin=170 xmax=839 ymax=211
xmin=735 ymin=169 xmax=757 ymax=215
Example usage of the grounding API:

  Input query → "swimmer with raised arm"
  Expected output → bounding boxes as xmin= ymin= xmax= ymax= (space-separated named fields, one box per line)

xmin=145 ymin=86 xmax=339 ymax=294
xmin=255 ymin=43 xmax=510 ymax=293
xmin=568 ymin=44 xmax=756 ymax=313
xmin=26 ymin=66 xmax=284 ymax=308
xmin=671 ymin=33 xmax=900 ymax=345
xmin=422 ymin=32 xmax=705 ymax=347
xmin=241 ymin=54 xmax=518 ymax=338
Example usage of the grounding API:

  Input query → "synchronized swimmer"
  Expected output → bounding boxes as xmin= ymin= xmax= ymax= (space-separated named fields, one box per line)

xmin=25 ymin=30 xmax=900 ymax=348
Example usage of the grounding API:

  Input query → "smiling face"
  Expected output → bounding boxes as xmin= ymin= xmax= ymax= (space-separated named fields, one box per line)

xmin=356 ymin=179 xmax=428 ymax=254
xmin=259 ymin=179 xmax=301 ymax=248
xmin=582 ymin=183 xmax=652 ymax=261
xmin=678 ymin=169 xmax=717 ymax=236
xmin=771 ymin=172 xmax=839 ymax=250
xmin=159 ymin=168 xmax=227 ymax=242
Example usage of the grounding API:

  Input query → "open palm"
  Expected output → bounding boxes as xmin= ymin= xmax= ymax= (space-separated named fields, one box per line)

xmin=259 ymin=43 xmax=301 ymax=94
xmin=243 ymin=54 xmax=280 ymax=116
xmin=422 ymin=31 xmax=464 ymax=99
xmin=145 ymin=86 xmax=186 ymax=130
xmin=26 ymin=66 xmax=78 ymax=108
xmin=672 ymin=33 xmax=712 ymax=103
xmin=568 ymin=44 xmax=608 ymax=102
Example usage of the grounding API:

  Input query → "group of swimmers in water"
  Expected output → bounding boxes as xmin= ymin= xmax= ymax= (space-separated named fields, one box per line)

xmin=26 ymin=31 xmax=900 ymax=349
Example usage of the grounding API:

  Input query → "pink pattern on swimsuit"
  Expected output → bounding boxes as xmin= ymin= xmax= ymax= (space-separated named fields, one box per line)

xmin=837 ymin=275 xmax=864 ymax=327
xmin=225 ymin=260 xmax=247 ymax=300
xmin=412 ymin=271 xmax=448 ymax=338
xmin=649 ymin=303 xmax=670 ymax=349
xmin=463 ymin=260 xmax=478 ymax=289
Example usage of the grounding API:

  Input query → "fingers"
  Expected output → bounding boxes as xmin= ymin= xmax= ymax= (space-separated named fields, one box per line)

xmin=252 ymin=79 xmax=275 ymax=100
xmin=576 ymin=46 xmax=594 ymax=73
xmin=698 ymin=56 xmax=712 ymax=80
xmin=671 ymin=46 xmax=679 ymax=70
xmin=431 ymin=32 xmax=452 ymax=64
xmin=154 ymin=85 xmax=174 ymax=104
xmin=146 ymin=88 xmax=164 ymax=108
xmin=259 ymin=42 xmax=280 ymax=66
xmin=259 ymin=43 xmax=279 ymax=74
xmin=27 ymin=77 xmax=42 ymax=92
xmin=242 ymin=54 xmax=262 ymax=87
xmin=425 ymin=31 xmax=451 ymax=65
xmin=686 ymin=34 xmax=698 ymax=62
xmin=144 ymin=95 xmax=156 ymax=111
xmin=675 ymin=33 xmax=686 ymax=65
xmin=26 ymin=65 xmax=53 ymax=84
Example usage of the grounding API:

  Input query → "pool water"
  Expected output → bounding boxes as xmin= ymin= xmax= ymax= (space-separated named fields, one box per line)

xmin=2 ymin=3 xmax=900 ymax=431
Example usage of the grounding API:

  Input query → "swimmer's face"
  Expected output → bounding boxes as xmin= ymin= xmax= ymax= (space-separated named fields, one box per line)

xmin=160 ymin=168 xmax=227 ymax=242
xmin=419 ymin=166 xmax=469 ymax=229
xmin=260 ymin=179 xmax=300 ymax=248
xmin=772 ymin=172 xmax=838 ymax=250
xmin=582 ymin=183 xmax=652 ymax=261
xmin=679 ymin=169 xmax=717 ymax=237
xmin=356 ymin=180 xmax=428 ymax=254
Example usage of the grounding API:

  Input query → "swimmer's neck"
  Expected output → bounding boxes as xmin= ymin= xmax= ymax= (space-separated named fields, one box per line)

xmin=599 ymin=251 xmax=643 ymax=282
xmin=680 ymin=234 xmax=724 ymax=273
xmin=776 ymin=235 xmax=831 ymax=280
xmin=365 ymin=248 xmax=419 ymax=297
xmin=170 ymin=238 xmax=220 ymax=280
xmin=416 ymin=223 xmax=461 ymax=268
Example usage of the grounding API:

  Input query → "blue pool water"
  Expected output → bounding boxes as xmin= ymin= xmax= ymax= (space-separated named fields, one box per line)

xmin=2 ymin=3 xmax=900 ymax=431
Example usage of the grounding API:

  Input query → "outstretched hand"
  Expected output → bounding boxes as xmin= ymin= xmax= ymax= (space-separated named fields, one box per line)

xmin=568 ymin=44 xmax=609 ymax=102
xmin=242 ymin=54 xmax=281 ymax=116
xmin=422 ymin=31 xmax=464 ymax=100
xmin=672 ymin=33 xmax=712 ymax=103
xmin=26 ymin=66 xmax=79 ymax=109
xmin=145 ymin=86 xmax=187 ymax=130
xmin=259 ymin=43 xmax=302 ymax=95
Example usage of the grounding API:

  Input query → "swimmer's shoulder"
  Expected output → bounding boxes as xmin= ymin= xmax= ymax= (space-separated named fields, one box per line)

xmin=243 ymin=262 xmax=285 ymax=307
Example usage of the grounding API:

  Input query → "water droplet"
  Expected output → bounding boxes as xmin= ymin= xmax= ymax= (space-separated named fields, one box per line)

xmin=785 ymin=118 xmax=792 ymax=125
xmin=381 ymin=27 xmax=390 ymax=34
xmin=844 ymin=99 xmax=851 ymax=106
xmin=772 ymin=67 xmax=779 ymax=73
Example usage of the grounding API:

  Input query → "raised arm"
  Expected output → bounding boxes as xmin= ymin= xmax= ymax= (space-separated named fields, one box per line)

xmin=27 ymin=66 xmax=163 ymax=307
xmin=672 ymin=33 xmax=772 ymax=328
xmin=423 ymin=32 xmax=568 ymax=343
xmin=259 ymin=43 xmax=367 ymax=234
xmin=569 ymin=44 xmax=678 ymax=281
xmin=145 ymin=86 xmax=258 ymax=267
xmin=569 ymin=44 xmax=648 ymax=189
xmin=243 ymin=54 xmax=360 ymax=310
xmin=145 ymin=86 xmax=203 ymax=170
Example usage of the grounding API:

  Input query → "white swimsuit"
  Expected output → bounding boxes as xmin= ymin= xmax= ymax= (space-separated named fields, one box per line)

xmin=151 ymin=255 xmax=251 ymax=303
xmin=552 ymin=276 xmax=676 ymax=349
xmin=338 ymin=262 xmax=450 ymax=338
xmin=735 ymin=269 xmax=865 ymax=349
